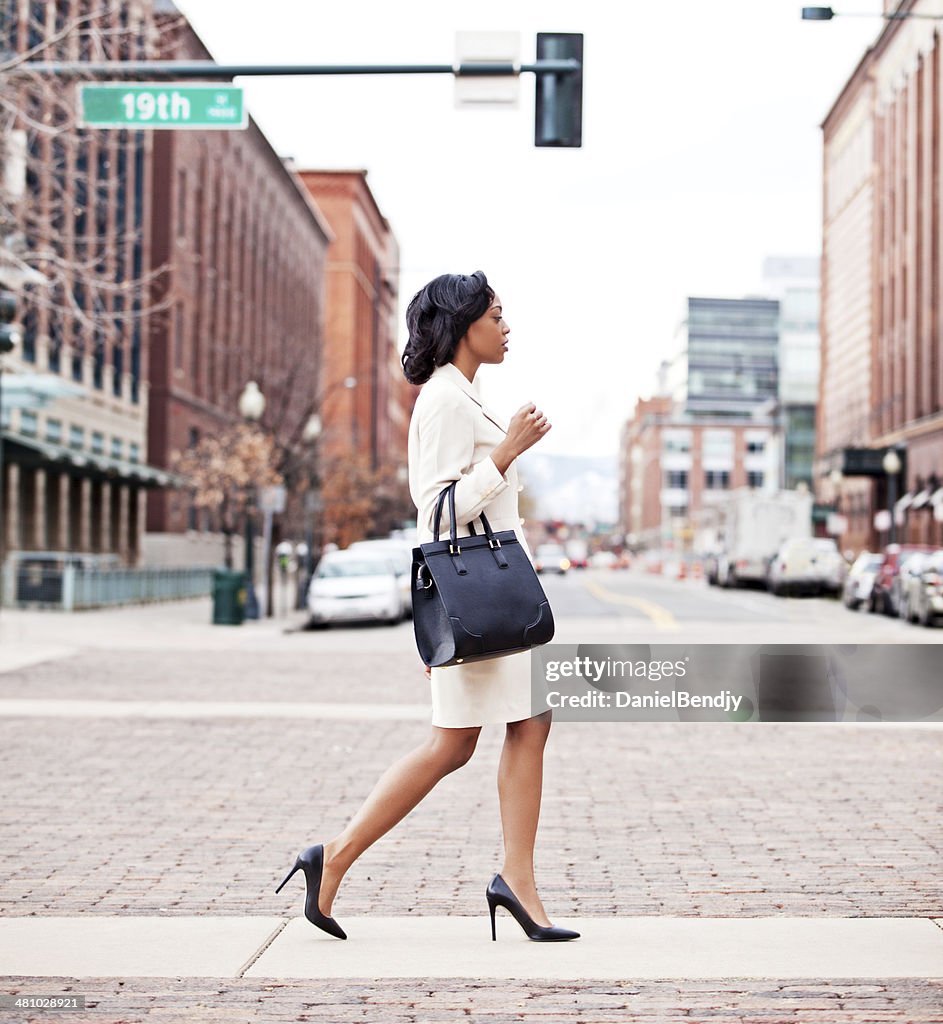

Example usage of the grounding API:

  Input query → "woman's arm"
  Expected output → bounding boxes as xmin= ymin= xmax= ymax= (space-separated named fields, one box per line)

xmin=411 ymin=394 xmax=511 ymax=535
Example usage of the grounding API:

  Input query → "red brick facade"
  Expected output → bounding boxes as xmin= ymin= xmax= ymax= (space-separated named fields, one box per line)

xmin=146 ymin=17 xmax=333 ymax=536
xmin=296 ymin=170 xmax=416 ymax=475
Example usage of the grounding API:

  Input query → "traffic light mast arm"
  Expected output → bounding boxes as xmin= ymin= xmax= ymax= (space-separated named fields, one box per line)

xmin=5 ymin=59 xmax=580 ymax=78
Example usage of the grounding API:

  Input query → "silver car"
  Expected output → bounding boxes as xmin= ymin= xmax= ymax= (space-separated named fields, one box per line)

xmin=767 ymin=537 xmax=846 ymax=597
xmin=306 ymin=549 xmax=404 ymax=627
xmin=348 ymin=538 xmax=414 ymax=619
xmin=841 ymin=551 xmax=883 ymax=610
xmin=900 ymin=549 xmax=943 ymax=627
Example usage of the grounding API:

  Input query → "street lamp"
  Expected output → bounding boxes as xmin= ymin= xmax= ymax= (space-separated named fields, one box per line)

xmin=829 ymin=468 xmax=843 ymax=503
xmin=0 ymin=290 xmax=21 ymax=606
xmin=297 ymin=412 xmax=322 ymax=611
xmin=238 ymin=380 xmax=265 ymax=619
xmin=882 ymin=447 xmax=902 ymax=546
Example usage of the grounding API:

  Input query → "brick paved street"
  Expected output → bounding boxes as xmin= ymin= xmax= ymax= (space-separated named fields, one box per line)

xmin=1 ymin=598 xmax=941 ymax=1022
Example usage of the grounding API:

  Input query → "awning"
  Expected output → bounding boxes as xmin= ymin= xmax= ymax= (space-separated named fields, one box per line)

xmin=1 ymin=428 xmax=177 ymax=487
xmin=894 ymin=492 xmax=914 ymax=513
xmin=910 ymin=489 xmax=932 ymax=510
xmin=931 ymin=487 xmax=943 ymax=508
xmin=0 ymin=373 xmax=85 ymax=410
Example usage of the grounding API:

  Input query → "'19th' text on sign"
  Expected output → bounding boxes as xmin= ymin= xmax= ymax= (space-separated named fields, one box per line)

xmin=78 ymin=84 xmax=246 ymax=130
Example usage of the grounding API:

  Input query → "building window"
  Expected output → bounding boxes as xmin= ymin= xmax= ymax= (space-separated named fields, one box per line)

xmin=129 ymin=442 xmax=140 ymax=464
xmin=176 ymin=168 xmax=187 ymax=238
xmin=705 ymin=469 xmax=731 ymax=490
xmin=91 ymin=431 xmax=104 ymax=455
xmin=46 ymin=418 xmax=62 ymax=444
xmin=188 ymin=426 xmax=200 ymax=448
xmin=702 ymin=430 xmax=734 ymax=458
xmin=747 ymin=471 xmax=764 ymax=488
xmin=746 ymin=439 xmax=765 ymax=454
xmin=664 ymin=470 xmax=688 ymax=489
xmin=111 ymin=437 xmax=123 ymax=460
xmin=20 ymin=409 xmax=38 ymax=436
xmin=69 ymin=425 xmax=85 ymax=450
xmin=668 ymin=505 xmax=689 ymax=518
xmin=174 ymin=304 xmax=185 ymax=371
xmin=662 ymin=430 xmax=692 ymax=453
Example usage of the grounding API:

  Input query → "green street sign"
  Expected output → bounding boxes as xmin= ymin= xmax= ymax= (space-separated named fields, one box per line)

xmin=78 ymin=83 xmax=246 ymax=130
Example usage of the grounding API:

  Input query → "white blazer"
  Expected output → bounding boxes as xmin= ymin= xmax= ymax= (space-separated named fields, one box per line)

xmin=407 ymin=361 xmax=532 ymax=559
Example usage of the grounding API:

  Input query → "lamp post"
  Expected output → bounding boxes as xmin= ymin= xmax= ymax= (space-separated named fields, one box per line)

xmin=882 ymin=447 xmax=902 ymax=547
xmin=0 ymin=290 xmax=21 ymax=607
xmin=298 ymin=411 xmax=322 ymax=611
xmin=238 ymin=380 xmax=265 ymax=619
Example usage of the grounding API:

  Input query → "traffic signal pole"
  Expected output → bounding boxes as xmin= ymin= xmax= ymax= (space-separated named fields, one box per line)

xmin=8 ymin=44 xmax=584 ymax=148
xmin=9 ymin=59 xmax=579 ymax=78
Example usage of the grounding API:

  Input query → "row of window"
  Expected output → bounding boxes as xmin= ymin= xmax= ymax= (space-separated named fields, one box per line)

xmin=663 ymin=437 xmax=767 ymax=455
xmin=16 ymin=411 xmax=139 ymax=462
xmin=664 ymin=470 xmax=765 ymax=489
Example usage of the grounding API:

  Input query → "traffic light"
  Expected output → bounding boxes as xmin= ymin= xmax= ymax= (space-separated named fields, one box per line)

xmin=535 ymin=33 xmax=583 ymax=148
xmin=0 ymin=290 xmax=20 ymax=354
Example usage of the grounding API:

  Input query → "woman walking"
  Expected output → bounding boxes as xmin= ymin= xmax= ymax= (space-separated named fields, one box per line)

xmin=276 ymin=271 xmax=578 ymax=943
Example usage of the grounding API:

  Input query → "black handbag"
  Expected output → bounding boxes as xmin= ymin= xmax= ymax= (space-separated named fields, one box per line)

xmin=411 ymin=480 xmax=555 ymax=668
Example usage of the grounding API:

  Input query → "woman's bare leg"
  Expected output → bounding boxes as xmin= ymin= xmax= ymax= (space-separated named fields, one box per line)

xmin=316 ymin=725 xmax=481 ymax=916
xmin=496 ymin=710 xmax=553 ymax=926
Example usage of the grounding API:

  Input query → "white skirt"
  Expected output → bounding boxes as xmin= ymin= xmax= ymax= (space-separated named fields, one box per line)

xmin=429 ymin=648 xmax=546 ymax=728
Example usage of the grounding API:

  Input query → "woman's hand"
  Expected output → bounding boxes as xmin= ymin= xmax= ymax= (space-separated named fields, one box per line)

xmin=491 ymin=403 xmax=552 ymax=473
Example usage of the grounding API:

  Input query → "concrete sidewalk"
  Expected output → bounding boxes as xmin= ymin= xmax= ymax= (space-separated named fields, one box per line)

xmin=2 ymin=916 xmax=942 ymax=980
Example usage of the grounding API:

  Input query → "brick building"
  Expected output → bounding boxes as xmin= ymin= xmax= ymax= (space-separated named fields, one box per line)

xmin=1 ymin=0 xmax=165 ymax=573
xmin=620 ymin=395 xmax=773 ymax=551
xmin=296 ymin=170 xmax=414 ymax=475
xmin=142 ymin=8 xmax=334 ymax=565
xmin=819 ymin=0 xmax=943 ymax=551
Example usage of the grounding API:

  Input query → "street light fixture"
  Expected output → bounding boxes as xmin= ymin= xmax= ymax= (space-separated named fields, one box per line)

xmin=802 ymin=4 xmax=943 ymax=18
xmin=882 ymin=447 xmax=902 ymax=546
xmin=238 ymin=380 xmax=265 ymax=619
xmin=238 ymin=379 xmax=265 ymax=421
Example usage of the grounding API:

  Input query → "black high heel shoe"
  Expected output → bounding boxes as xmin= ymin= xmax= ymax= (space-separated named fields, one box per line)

xmin=275 ymin=844 xmax=347 ymax=940
xmin=486 ymin=874 xmax=580 ymax=942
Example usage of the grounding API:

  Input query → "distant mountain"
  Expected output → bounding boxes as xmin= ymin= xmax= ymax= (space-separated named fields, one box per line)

xmin=516 ymin=451 xmax=619 ymax=526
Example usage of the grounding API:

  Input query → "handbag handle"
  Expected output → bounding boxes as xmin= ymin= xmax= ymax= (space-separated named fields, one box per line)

xmin=432 ymin=481 xmax=499 ymax=550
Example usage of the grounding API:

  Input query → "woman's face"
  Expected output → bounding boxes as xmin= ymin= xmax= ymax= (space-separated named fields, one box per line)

xmin=460 ymin=294 xmax=510 ymax=365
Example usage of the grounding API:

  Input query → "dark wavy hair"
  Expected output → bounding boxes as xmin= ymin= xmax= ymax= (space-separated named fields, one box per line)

xmin=401 ymin=271 xmax=495 ymax=385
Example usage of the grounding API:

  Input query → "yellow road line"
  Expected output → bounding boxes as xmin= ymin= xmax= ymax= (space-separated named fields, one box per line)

xmin=583 ymin=580 xmax=681 ymax=632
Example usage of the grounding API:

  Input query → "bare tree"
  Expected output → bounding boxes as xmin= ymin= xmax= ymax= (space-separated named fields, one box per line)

xmin=171 ymin=423 xmax=284 ymax=569
xmin=0 ymin=2 xmax=179 ymax=382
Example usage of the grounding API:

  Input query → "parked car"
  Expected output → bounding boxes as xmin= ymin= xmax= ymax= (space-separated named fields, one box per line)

xmin=589 ymin=550 xmax=618 ymax=570
xmin=869 ymin=544 xmax=936 ymax=616
xmin=348 ymin=538 xmax=414 ymax=618
xmin=841 ymin=551 xmax=884 ymax=610
xmin=766 ymin=537 xmax=846 ymax=597
xmin=535 ymin=543 xmax=570 ymax=575
xmin=306 ymin=549 xmax=404 ymax=627
xmin=899 ymin=549 xmax=943 ymax=626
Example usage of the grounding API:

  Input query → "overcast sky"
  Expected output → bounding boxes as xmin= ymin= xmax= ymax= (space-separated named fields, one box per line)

xmin=177 ymin=0 xmax=883 ymax=457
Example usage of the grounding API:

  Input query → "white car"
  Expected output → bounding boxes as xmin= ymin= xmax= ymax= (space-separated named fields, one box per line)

xmin=767 ymin=537 xmax=846 ymax=597
xmin=900 ymin=549 xmax=943 ymax=627
xmin=841 ymin=551 xmax=883 ymax=610
xmin=535 ymin=543 xmax=570 ymax=575
xmin=307 ymin=549 xmax=404 ymax=627
xmin=348 ymin=538 xmax=414 ymax=619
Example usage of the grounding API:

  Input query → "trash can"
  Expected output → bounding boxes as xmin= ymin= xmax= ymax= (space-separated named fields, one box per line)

xmin=212 ymin=568 xmax=247 ymax=625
